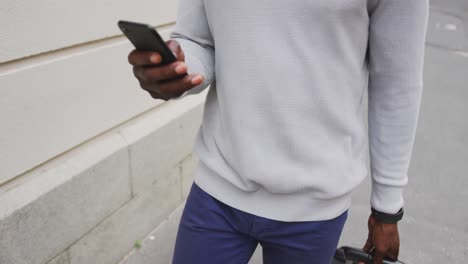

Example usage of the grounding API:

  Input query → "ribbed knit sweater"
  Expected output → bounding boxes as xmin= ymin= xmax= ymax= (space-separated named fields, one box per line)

xmin=170 ymin=0 xmax=429 ymax=221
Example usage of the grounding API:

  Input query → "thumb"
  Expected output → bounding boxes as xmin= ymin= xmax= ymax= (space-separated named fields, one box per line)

xmin=373 ymin=249 xmax=384 ymax=264
xmin=358 ymin=234 xmax=373 ymax=264
xmin=362 ymin=237 xmax=373 ymax=253
xmin=166 ymin=39 xmax=185 ymax=61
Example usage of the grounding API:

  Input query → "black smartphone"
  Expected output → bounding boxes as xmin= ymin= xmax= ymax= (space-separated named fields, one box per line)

xmin=118 ymin=20 xmax=178 ymax=65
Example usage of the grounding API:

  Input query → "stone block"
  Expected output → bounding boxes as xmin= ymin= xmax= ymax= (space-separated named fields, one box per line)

xmin=0 ymin=0 xmax=178 ymax=62
xmin=0 ymin=133 xmax=131 ymax=264
xmin=47 ymin=252 xmax=69 ymax=264
xmin=119 ymin=97 xmax=204 ymax=197
xmin=180 ymin=153 xmax=199 ymax=198
xmin=119 ymin=203 xmax=185 ymax=264
xmin=69 ymin=168 xmax=183 ymax=264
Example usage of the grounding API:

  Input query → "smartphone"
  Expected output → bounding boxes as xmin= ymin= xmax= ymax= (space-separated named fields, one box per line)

xmin=118 ymin=20 xmax=178 ymax=65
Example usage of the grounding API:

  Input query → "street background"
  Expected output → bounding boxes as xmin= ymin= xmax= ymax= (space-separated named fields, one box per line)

xmin=341 ymin=1 xmax=468 ymax=263
xmin=249 ymin=1 xmax=468 ymax=263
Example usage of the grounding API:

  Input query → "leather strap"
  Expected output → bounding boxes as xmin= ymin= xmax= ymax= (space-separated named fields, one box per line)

xmin=371 ymin=207 xmax=404 ymax=224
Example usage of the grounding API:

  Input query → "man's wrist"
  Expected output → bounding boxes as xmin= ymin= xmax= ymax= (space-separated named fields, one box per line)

xmin=371 ymin=207 xmax=404 ymax=224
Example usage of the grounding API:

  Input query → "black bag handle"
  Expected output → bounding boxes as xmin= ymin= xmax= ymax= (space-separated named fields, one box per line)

xmin=333 ymin=246 xmax=405 ymax=264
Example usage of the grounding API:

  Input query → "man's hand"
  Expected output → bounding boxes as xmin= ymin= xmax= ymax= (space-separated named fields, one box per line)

xmin=127 ymin=40 xmax=204 ymax=101
xmin=359 ymin=214 xmax=400 ymax=264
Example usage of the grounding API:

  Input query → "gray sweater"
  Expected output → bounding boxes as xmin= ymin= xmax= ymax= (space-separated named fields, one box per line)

xmin=171 ymin=0 xmax=429 ymax=221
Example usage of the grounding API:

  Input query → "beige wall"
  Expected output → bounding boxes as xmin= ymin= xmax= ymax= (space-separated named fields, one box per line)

xmin=0 ymin=0 xmax=179 ymax=184
xmin=0 ymin=0 xmax=178 ymax=63
xmin=0 ymin=1 xmax=207 ymax=264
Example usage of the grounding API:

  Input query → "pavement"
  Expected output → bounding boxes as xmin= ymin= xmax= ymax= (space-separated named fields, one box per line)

xmin=249 ymin=1 xmax=468 ymax=263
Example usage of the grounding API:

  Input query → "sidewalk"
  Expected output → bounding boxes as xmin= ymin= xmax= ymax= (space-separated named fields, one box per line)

xmin=338 ymin=5 xmax=468 ymax=264
xmin=251 ymin=5 xmax=468 ymax=264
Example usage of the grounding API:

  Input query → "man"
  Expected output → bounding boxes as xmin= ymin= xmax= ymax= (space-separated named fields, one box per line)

xmin=127 ymin=0 xmax=429 ymax=263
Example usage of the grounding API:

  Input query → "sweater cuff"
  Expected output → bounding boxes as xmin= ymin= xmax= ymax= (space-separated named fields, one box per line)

xmin=170 ymin=38 xmax=214 ymax=100
xmin=170 ymin=52 xmax=210 ymax=100
xmin=370 ymin=181 xmax=404 ymax=214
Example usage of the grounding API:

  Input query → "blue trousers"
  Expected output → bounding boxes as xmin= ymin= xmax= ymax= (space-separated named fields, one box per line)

xmin=172 ymin=183 xmax=348 ymax=264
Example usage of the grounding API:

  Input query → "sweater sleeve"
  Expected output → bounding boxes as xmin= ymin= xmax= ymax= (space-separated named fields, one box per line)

xmin=169 ymin=0 xmax=215 ymax=100
xmin=367 ymin=0 xmax=429 ymax=213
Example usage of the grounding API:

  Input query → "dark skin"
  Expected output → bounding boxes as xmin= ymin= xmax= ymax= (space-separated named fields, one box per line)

xmin=359 ymin=214 xmax=400 ymax=264
xmin=128 ymin=40 xmax=401 ymax=264
xmin=128 ymin=40 xmax=204 ymax=101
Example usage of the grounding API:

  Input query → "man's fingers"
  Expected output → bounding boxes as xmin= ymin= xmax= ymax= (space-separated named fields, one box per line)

xmin=386 ymin=246 xmax=399 ymax=262
xmin=134 ymin=62 xmax=187 ymax=82
xmin=138 ymin=73 xmax=203 ymax=98
xmin=372 ymin=250 xmax=385 ymax=264
xmin=362 ymin=237 xmax=373 ymax=252
xmin=357 ymin=240 xmax=373 ymax=264
xmin=359 ymin=216 xmax=375 ymax=264
xmin=147 ymin=91 xmax=162 ymax=100
xmin=166 ymin=40 xmax=185 ymax=61
xmin=128 ymin=50 xmax=162 ymax=66
xmin=156 ymin=74 xmax=204 ymax=95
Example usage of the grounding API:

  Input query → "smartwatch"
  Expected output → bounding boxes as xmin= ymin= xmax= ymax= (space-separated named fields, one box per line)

xmin=371 ymin=207 xmax=404 ymax=224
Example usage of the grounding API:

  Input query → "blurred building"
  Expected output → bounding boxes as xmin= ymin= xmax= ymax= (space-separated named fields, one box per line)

xmin=0 ymin=1 xmax=205 ymax=263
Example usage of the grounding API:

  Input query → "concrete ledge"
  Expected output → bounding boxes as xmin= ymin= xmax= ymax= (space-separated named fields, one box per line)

xmin=0 ymin=133 xmax=131 ymax=264
xmin=0 ymin=91 xmax=207 ymax=264
xmin=119 ymin=202 xmax=186 ymax=264
xmin=119 ymin=92 xmax=205 ymax=197
xmin=180 ymin=153 xmax=199 ymax=199
xmin=48 ymin=252 xmax=69 ymax=264
xmin=68 ymin=168 xmax=183 ymax=264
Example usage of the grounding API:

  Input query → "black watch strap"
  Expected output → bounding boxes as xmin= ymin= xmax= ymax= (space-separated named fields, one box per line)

xmin=371 ymin=207 xmax=404 ymax=224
